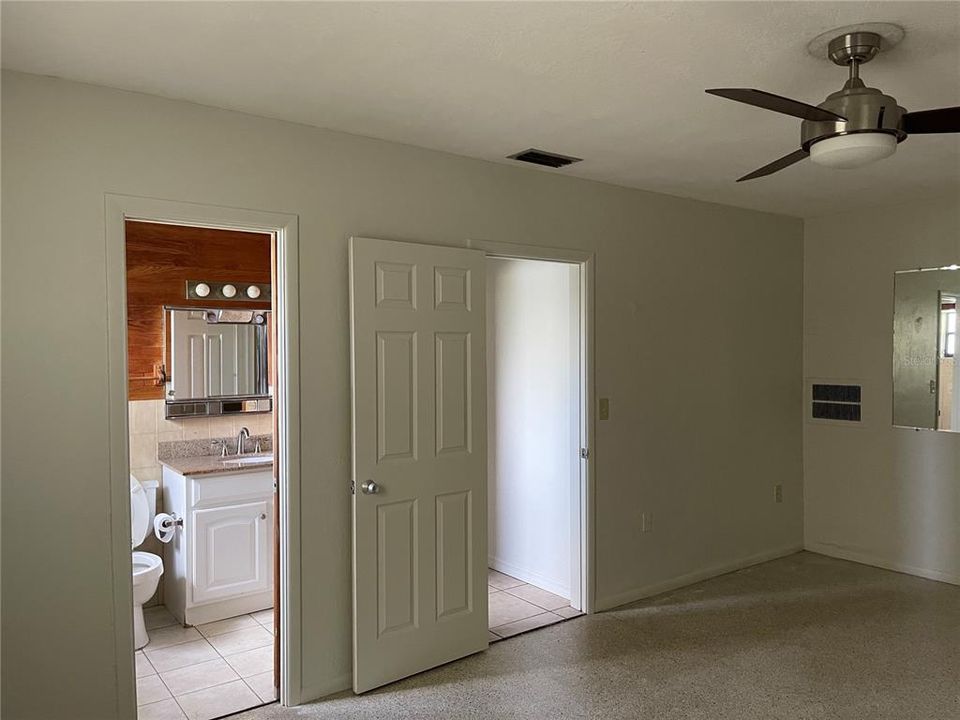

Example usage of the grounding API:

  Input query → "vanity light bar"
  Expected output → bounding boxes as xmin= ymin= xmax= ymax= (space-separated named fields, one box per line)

xmin=186 ymin=280 xmax=270 ymax=302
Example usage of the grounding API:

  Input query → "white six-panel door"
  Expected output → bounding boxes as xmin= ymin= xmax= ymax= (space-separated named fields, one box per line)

xmin=349 ymin=237 xmax=487 ymax=693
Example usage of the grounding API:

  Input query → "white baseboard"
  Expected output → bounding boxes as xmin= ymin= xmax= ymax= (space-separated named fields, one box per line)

xmin=596 ymin=544 xmax=804 ymax=612
xmin=297 ymin=673 xmax=352 ymax=705
xmin=804 ymin=542 xmax=960 ymax=586
xmin=488 ymin=555 xmax=570 ymax=599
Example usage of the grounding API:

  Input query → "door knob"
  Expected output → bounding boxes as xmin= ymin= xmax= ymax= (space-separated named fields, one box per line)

xmin=360 ymin=480 xmax=380 ymax=495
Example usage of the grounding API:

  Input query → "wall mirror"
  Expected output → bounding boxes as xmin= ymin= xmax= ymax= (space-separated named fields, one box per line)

xmin=163 ymin=306 xmax=271 ymax=417
xmin=893 ymin=266 xmax=960 ymax=431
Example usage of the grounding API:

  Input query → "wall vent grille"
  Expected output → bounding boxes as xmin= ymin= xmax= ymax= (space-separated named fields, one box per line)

xmin=811 ymin=383 xmax=862 ymax=423
xmin=507 ymin=148 xmax=583 ymax=168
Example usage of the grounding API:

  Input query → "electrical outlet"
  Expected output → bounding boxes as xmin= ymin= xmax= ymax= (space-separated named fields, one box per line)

xmin=640 ymin=512 xmax=653 ymax=533
xmin=774 ymin=484 xmax=783 ymax=504
xmin=599 ymin=398 xmax=610 ymax=420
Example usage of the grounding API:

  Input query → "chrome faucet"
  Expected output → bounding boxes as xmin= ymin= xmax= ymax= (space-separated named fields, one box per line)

xmin=236 ymin=427 xmax=250 ymax=456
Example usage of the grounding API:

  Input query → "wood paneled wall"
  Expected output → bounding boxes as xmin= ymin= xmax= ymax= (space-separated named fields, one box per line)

xmin=126 ymin=221 xmax=272 ymax=400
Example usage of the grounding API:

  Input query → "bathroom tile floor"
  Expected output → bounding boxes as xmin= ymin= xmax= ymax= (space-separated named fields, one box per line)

xmin=136 ymin=606 xmax=276 ymax=720
xmin=137 ymin=573 xmax=577 ymax=717
xmin=487 ymin=569 xmax=583 ymax=641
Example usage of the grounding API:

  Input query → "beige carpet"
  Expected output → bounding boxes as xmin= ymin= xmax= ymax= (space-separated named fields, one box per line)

xmin=237 ymin=552 xmax=960 ymax=719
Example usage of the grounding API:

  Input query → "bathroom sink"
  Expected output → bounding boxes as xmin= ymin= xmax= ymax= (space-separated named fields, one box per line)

xmin=220 ymin=453 xmax=273 ymax=466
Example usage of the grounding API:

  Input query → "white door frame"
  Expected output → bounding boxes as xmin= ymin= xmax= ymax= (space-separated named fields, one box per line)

xmin=104 ymin=194 xmax=302 ymax=716
xmin=468 ymin=239 xmax=596 ymax=614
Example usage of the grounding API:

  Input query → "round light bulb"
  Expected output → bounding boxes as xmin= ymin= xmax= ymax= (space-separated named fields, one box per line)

xmin=246 ymin=285 xmax=262 ymax=299
xmin=809 ymin=132 xmax=897 ymax=169
xmin=194 ymin=282 xmax=211 ymax=298
xmin=221 ymin=284 xmax=237 ymax=298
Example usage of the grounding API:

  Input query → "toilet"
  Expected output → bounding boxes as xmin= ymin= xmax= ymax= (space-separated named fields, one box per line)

xmin=130 ymin=475 xmax=164 ymax=650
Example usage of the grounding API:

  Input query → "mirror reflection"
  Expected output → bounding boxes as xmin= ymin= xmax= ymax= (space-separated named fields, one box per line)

xmin=164 ymin=307 xmax=270 ymax=402
xmin=893 ymin=267 xmax=960 ymax=431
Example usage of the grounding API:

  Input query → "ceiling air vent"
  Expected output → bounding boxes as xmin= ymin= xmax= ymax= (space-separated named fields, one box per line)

xmin=507 ymin=148 xmax=582 ymax=169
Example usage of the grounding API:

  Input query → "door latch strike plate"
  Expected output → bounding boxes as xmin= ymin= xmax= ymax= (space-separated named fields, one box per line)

xmin=350 ymin=480 xmax=356 ymax=495
xmin=580 ymin=448 xmax=590 ymax=459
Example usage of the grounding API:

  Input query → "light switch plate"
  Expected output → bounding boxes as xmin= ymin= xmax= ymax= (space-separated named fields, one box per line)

xmin=599 ymin=398 xmax=610 ymax=420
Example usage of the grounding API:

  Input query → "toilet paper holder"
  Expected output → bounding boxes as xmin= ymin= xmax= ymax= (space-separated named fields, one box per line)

xmin=154 ymin=512 xmax=183 ymax=543
xmin=158 ymin=514 xmax=183 ymax=528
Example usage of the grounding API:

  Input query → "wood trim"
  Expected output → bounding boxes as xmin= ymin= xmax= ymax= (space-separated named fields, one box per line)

xmin=125 ymin=221 xmax=271 ymax=400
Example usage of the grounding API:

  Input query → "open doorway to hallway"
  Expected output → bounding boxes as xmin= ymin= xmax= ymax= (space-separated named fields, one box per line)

xmin=486 ymin=256 xmax=586 ymax=640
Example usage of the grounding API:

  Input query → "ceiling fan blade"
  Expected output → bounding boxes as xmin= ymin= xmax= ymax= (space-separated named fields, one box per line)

xmin=736 ymin=149 xmax=809 ymax=182
xmin=903 ymin=106 xmax=960 ymax=134
xmin=706 ymin=88 xmax=845 ymax=122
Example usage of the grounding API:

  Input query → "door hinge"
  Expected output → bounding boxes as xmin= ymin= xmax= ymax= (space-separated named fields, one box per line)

xmin=580 ymin=447 xmax=590 ymax=460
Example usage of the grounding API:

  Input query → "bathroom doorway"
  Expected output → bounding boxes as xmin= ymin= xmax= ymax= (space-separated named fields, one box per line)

xmin=480 ymin=244 xmax=594 ymax=640
xmin=105 ymin=197 xmax=301 ymax=719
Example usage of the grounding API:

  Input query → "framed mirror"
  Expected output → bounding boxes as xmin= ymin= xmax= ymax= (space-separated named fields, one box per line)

xmin=163 ymin=306 xmax=271 ymax=417
xmin=893 ymin=266 xmax=960 ymax=431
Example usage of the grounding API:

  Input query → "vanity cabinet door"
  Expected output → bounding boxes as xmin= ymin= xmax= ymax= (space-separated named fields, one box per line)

xmin=192 ymin=500 xmax=272 ymax=604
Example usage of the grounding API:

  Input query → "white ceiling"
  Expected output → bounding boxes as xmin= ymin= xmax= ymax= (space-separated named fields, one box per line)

xmin=3 ymin=1 xmax=959 ymax=218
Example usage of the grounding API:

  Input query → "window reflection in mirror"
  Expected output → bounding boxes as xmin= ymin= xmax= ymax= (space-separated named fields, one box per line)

xmin=938 ymin=294 xmax=957 ymax=430
xmin=893 ymin=267 xmax=960 ymax=432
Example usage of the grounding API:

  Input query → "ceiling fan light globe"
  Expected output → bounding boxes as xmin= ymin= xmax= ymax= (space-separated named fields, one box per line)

xmin=809 ymin=132 xmax=897 ymax=169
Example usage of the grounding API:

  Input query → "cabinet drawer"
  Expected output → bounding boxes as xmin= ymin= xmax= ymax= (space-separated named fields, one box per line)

xmin=190 ymin=470 xmax=273 ymax=508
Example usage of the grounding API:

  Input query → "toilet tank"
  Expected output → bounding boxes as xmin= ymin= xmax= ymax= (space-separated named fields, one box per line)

xmin=141 ymin=479 xmax=159 ymax=521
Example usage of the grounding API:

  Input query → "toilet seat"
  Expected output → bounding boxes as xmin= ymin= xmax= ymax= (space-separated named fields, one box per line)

xmin=132 ymin=551 xmax=163 ymax=578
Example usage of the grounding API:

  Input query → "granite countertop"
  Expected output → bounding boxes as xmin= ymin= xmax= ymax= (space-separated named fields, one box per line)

xmin=161 ymin=453 xmax=274 ymax=477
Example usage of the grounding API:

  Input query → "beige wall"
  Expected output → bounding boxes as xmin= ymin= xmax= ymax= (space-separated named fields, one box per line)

xmin=128 ymin=400 xmax=273 ymax=488
xmin=804 ymin=196 xmax=960 ymax=584
xmin=487 ymin=258 xmax=580 ymax=598
xmin=1 ymin=71 xmax=803 ymax=719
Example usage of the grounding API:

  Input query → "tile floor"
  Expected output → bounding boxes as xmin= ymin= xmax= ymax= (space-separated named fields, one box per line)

xmin=136 ymin=606 xmax=276 ymax=720
xmin=487 ymin=569 xmax=582 ymax=641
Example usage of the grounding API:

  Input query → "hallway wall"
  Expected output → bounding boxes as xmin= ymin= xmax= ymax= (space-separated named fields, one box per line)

xmin=487 ymin=258 xmax=580 ymax=598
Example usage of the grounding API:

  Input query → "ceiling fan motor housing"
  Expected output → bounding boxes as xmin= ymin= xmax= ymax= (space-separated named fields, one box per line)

xmin=801 ymin=85 xmax=907 ymax=151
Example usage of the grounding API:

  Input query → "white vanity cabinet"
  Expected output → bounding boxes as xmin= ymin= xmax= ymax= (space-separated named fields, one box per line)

xmin=162 ymin=465 xmax=274 ymax=626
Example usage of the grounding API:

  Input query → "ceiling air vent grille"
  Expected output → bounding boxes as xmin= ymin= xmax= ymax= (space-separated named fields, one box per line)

xmin=508 ymin=148 xmax=583 ymax=169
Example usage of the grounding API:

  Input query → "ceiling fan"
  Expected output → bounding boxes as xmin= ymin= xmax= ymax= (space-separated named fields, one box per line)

xmin=706 ymin=30 xmax=960 ymax=181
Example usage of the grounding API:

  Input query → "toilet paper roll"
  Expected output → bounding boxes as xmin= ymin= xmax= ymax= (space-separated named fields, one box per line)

xmin=154 ymin=513 xmax=177 ymax=543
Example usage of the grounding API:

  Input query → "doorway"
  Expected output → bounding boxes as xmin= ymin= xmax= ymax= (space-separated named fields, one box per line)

xmin=105 ymin=197 xmax=301 ymax=719
xmin=486 ymin=255 xmax=587 ymax=639
xmin=348 ymin=236 xmax=594 ymax=693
